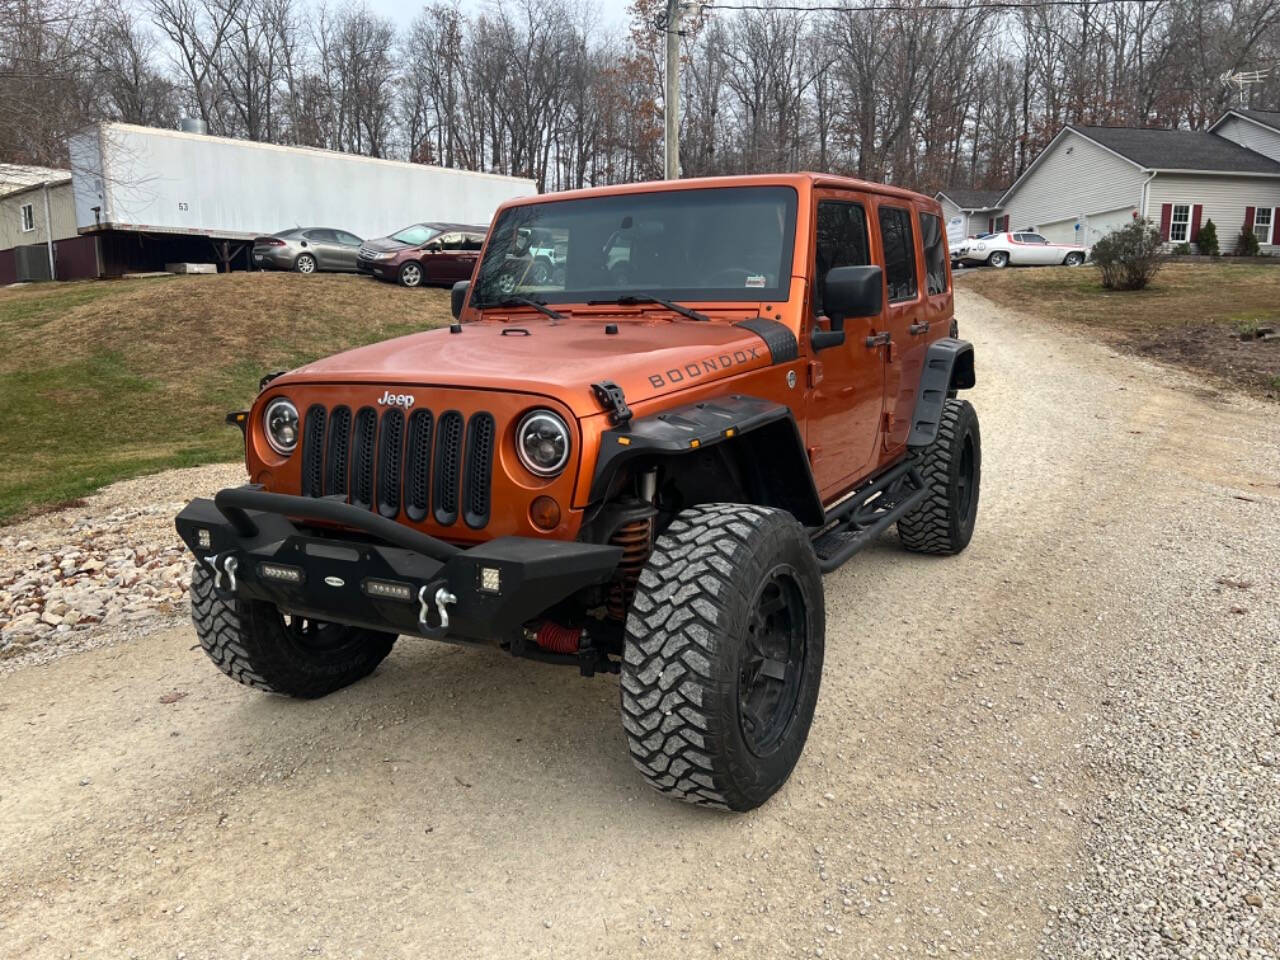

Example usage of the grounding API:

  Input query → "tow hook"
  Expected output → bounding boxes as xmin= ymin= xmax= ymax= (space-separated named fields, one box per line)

xmin=417 ymin=582 xmax=457 ymax=639
xmin=205 ymin=553 xmax=239 ymax=593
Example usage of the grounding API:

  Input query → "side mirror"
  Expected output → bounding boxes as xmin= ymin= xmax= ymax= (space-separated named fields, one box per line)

xmin=451 ymin=280 xmax=470 ymax=319
xmin=425 ymin=240 xmax=442 ymax=252
xmin=812 ymin=265 xmax=883 ymax=351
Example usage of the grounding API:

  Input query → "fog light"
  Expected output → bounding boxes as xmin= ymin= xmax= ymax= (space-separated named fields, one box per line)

xmin=478 ymin=566 xmax=502 ymax=594
xmin=258 ymin=562 xmax=304 ymax=584
xmin=197 ymin=528 xmax=212 ymax=549
xmin=530 ymin=495 xmax=561 ymax=531
xmin=363 ymin=578 xmax=413 ymax=601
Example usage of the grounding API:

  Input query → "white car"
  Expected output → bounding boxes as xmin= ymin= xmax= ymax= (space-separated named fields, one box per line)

xmin=954 ymin=231 xmax=1087 ymax=268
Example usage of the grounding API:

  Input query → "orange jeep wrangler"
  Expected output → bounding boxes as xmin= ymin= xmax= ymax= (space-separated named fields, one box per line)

xmin=176 ymin=173 xmax=978 ymax=811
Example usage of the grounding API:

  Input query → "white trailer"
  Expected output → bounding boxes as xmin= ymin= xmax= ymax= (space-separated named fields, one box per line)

xmin=67 ymin=123 xmax=536 ymax=270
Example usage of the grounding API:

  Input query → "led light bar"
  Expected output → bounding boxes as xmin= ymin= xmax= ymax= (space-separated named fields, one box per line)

xmin=478 ymin=566 xmax=502 ymax=594
xmin=363 ymin=579 xmax=414 ymax=602
xmin=258 ymin=562 xmax=304 ymax=584
xmin=197 ymin=528 xmax=212 ymax=549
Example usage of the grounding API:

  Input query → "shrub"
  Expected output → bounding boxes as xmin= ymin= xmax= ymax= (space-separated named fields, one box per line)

xmin=1235 ymin=227 xmax=1261 ymax=257
xmin=1173 ymin=242 xmax=1191 ymax=255
xmin=1197 ymin=218 xmax=1219 ymax=256
xmin=1091 ymin=219 xmax=1166 ymax=290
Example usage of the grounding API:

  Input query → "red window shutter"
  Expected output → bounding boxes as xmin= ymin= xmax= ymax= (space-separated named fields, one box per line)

xmin=1272 ymin=208 xmax=1280 ymax=245
xmin=1159 ymin=204 xmax=1172 ymax=241
xmin=988 ymin=216 xmax=994 ymax=233
xmin=1244 ymin=206 xmax=1255 ymax=232
xmin=1190 ymin=204 xmax=1203 ymax=242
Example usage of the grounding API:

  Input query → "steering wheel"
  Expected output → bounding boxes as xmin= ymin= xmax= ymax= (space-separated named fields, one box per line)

xmin=705 ymin=265 xmax=757 ymax=287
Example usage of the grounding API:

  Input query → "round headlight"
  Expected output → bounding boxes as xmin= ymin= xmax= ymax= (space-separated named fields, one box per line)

xmin=516 ymin=410 xmax=571 ymax=477
xmin=263 ymin=398 xmax=300 ymax=456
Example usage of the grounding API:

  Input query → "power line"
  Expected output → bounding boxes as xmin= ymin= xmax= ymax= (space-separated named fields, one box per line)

xmin=702 ymin=0 xmax=1166 ymax=12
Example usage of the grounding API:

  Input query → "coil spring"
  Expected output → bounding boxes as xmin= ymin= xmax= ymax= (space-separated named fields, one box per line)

xmin=608 ymin=516 xmax=653 ymax=619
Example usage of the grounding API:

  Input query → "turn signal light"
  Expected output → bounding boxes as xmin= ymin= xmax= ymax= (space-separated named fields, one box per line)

xmin=530 ymin=495 xmax=561 ymax=531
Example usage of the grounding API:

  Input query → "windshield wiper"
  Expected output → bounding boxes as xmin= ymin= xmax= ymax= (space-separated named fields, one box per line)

xmin=587 ymin=294 xmax=709 ymax=322
xmin=493 ymin=296 xmax=565 ymax=321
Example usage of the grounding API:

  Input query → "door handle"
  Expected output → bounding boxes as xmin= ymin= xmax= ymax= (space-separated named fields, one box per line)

xmin=865 ymin=331 xmax=891 ymax=348
xmin=908 ymin=322 xmax=929 ymax=336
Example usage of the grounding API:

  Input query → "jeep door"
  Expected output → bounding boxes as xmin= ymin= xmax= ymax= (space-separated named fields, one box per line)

xmin=804 ymin=193 xmax=886 ymax=498
xmin=872 ymin=200 xmax=933 ymax=455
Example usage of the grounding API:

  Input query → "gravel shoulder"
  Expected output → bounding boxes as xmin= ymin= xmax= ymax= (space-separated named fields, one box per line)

xmin=0 ymin=288 xmax=1276 ymax=959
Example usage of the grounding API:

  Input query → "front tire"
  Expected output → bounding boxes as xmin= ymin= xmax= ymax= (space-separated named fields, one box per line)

xmin=897 ymin=398 xmax=981 ymax=555
xmin=621 ymin=504 xmax=825 ymax=811
xmin=398 ymin=261 xmax=423 ymax=287
xmin=988 ymin=251 xmax=1010 ymax=268
xmin=294 ymin=253 xmax=317 ymax=274
xmin=1063 ymin=251 xmax=1085 ymax=266
xmin=190 ymin=563 xmax=397 ymax=698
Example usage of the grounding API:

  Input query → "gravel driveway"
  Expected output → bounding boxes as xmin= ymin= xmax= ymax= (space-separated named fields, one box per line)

xmin=1 ymin=287 xmax=1276 ymax=959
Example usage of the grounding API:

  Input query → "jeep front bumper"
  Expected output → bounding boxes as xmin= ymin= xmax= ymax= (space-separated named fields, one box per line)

xmin=175 ymin=486 xmax=621 ymax=643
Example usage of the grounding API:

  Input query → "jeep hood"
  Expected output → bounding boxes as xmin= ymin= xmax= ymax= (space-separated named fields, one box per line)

xmin=277 ymin=316 xmax=781 ymax=417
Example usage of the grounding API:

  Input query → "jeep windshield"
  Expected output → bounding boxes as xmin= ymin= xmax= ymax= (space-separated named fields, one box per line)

xmin=472 ymin=186 xmax=798 ymax=309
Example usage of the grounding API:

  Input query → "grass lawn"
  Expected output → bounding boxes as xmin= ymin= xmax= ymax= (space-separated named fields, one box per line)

xmin=964 ymin=262 xmax=1280 ymax=400
xmin=0 ymin=273 xmax=453 ymax=523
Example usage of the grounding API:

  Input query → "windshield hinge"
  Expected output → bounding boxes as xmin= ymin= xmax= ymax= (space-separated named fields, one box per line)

xmin=591 ymin=380 xmax=632 ymax=426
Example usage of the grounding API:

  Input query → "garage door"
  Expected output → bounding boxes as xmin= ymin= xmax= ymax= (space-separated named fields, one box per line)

xmin=1083 ymin=208 xmax=1136 ymax=246
xmin=1039 ymin=218 xmax=1082 ymax=244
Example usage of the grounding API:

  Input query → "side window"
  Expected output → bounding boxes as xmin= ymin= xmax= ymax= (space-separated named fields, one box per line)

xmin=1026 ymin=233 xmax=1048 ymax=244
xmin=877 ymin=206 xmax=918 ymax=303
xmin=463 ymin=233 xmax=485 ymax=251
xmin=305 ymin=229 xmax=336 ymax=243
xmin=813 ymin=199 xmax=869 ymax=315
xmin=437 ymin=232 xmax=463 ymax=250
xmin=919 ymin=212 xmax=948 ymax=296
xmin=336 ymin=231 xmax=361 ymax=245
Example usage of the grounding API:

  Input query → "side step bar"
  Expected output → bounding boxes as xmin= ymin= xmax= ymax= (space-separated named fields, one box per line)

xmin=810 ymin=461 xmax=928 ymax=573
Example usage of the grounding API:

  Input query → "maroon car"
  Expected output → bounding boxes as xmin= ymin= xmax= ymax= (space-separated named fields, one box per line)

xmin=356 ymin=221 xmax=488 ymax=288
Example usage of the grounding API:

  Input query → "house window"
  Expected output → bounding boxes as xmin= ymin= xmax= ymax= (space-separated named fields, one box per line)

xmin=20 ymin=203 xmax=34 ymax=232
xmin=1169 ymin=204 xmax=1191 ymax=243
xmin=1253 ymin=207 xmax=1272 ymax=245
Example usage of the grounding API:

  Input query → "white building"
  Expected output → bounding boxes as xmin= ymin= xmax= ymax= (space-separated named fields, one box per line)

xmin=941 ymin=113 xmax=1280 ymax=252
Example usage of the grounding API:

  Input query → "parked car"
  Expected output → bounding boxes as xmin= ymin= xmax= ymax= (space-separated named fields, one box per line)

xmin=950 ymin=233 xmax=995 ymax=268
xmin=252 ymin=228 xmax=363 ymax=274
xmin=357 ymin=222 xmax=488 ymax=287
xmin=954 ymin=231 xmax=1087 ymax=268
xmin=175 ymin=172 xmax=980 ymax=812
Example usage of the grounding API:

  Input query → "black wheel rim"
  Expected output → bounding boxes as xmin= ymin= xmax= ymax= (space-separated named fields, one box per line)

xmin=957 ymin=434 xmax=976 ymax=519
xmin=738 ymin=566 xmax=807 ymax=757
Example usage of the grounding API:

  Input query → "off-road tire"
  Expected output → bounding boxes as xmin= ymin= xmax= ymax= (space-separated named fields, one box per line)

xmin=897 ymin=398 xmax=981 ymax=555
xmin=294 ymin=253 xmax=317 ymax=274
xmin=189 ymin=562 xmax=397 ymax=698
xmin=620 ymin=504 xmax=825 ymax=811
xmin=988 ymin=250 xmax=1010 ymax=268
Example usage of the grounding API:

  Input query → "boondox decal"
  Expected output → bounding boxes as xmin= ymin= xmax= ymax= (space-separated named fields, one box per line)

xmin=377 ymin=391 xmax=415 ymax=409
xmin=647 ymin=346 xmax=762 ymax=389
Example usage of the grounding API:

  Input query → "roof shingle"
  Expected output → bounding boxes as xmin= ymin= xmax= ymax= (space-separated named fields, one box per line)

xmin=938 ymin=188 xmax=1005 ymax=210
xmin=1072 ymin=125 xmax=1280 ymax=174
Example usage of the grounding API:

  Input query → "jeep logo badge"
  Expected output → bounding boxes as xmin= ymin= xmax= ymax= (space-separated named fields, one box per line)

xmin=377 ymin=391 xmax=415 ymax=409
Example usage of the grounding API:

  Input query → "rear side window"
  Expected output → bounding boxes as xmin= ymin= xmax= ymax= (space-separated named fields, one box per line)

xmin=305 ymin=229 xmax=336 ymax=242
xmin=463 ymin=233 xmax=485 ymax=251
xmin=918 ymin=212 xmax=948 ymax=295
xmin=813 ymin=199 xmax=870 ymax=315
xmin=877 ymin=206 xmax=917 ymax=303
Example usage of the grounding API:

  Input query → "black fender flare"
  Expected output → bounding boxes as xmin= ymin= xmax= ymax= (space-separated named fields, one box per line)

xmin=907 ymin=337 xmax=975 ymax=449
xmin=588 ymin=395 xmax=825 ymax=527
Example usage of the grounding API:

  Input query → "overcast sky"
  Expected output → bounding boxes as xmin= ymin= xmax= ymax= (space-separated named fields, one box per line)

xmin=354 ymin=0 xmax=636 ymax=35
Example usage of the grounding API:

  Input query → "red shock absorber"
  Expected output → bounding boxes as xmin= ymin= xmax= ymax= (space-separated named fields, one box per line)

xmin=608 ymin=516 xmax=654 ymax=620
xmin=536 ymin=621 xmax=582 ymax=654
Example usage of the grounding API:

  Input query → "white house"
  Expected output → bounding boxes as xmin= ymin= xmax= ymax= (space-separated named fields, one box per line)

xmin=935 ymin=189 xmax=1005 ymax=244
xmin=948 ymin=116 xmax=1280 ymax=252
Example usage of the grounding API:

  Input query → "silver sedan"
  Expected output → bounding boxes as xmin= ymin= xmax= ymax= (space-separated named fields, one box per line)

xmin=252 ymin=228 xmax=364 ymax=274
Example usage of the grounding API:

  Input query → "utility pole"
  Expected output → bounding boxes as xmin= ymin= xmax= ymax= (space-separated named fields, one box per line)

xmin=664 ymin=0 xmax=683 ymax=180
xmin=42 ymin=181 xmax=56 ymax=281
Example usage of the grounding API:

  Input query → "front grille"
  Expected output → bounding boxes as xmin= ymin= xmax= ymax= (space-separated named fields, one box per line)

xmin=294 ymin=401 xmax=491 ymax=528
xmin=377 ymin=409 xmax=405 ymax=517
xmin=463 ymin=413 xmax=495 ymax=528
xmin=433 ymin=411 xmax=464 ymax=526
xmin=350 ymin=407 xmax=378 ymax=509
xmin=301 ymin=405 xmax=327 ymax=498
